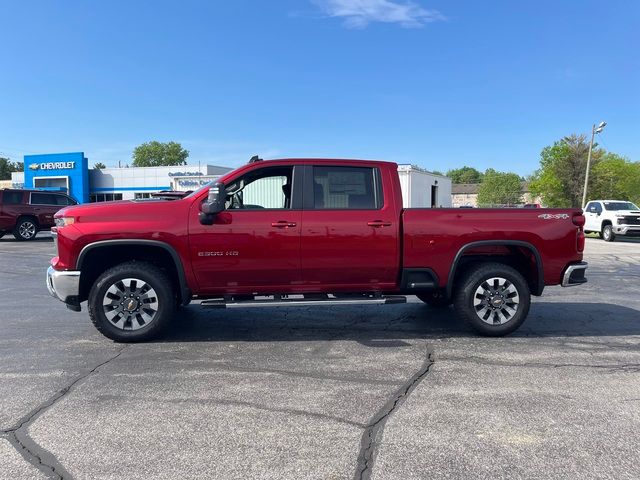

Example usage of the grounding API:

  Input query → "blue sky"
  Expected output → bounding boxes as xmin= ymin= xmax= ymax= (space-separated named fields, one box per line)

xmin=1 ymin=0 xmax=638 ymax=175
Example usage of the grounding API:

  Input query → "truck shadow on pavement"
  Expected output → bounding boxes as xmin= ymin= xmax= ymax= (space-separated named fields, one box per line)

xmin=159 ymin=301 xmax=640 ymax=344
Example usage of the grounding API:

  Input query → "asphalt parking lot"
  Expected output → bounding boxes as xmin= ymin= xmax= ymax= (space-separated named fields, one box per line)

xmin=1 ymin=235 xmax=639 ymax=480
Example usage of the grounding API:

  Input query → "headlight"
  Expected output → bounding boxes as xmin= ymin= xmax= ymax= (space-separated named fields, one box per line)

xmin=54 ymin=217 xmax=75 ymax=227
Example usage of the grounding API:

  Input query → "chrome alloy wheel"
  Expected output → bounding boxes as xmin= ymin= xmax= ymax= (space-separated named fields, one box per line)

xmin=102 ymin=278 xmax=159 ymax=331
xmin=19 ymin=221 xmax=36 ymax=239
xmin=472 ymin=277 xmax=520 ymax=325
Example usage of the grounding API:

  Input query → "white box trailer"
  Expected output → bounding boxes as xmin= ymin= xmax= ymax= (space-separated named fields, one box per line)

xmin=397 ymin=165 xmax=452 ymax=208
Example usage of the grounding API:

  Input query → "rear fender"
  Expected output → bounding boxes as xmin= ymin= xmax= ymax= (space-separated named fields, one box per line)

xmin=447 ymin=240 xmax=544 ymax=297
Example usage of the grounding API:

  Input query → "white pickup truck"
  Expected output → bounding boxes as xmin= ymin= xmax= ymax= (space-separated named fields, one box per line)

xmin=583 ymin=200 xmax=640 ymax=241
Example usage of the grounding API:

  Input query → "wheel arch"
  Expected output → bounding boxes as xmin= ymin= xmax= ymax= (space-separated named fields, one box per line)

xmin=77 ymin=240 xmax=191 ymax=305
xmin=447 ymin=240 xmax=544 ymax=298
xmin=15 ymin=214 xmax=39 ymax=228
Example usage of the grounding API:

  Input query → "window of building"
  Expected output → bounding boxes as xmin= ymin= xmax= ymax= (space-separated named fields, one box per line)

xmin=90 ymin=193 xmax=123 ymax=203
xmin=134 ymin=192 xmax=152 ymax=199
xmin=312 ymin=166 xmax=382 ymax=209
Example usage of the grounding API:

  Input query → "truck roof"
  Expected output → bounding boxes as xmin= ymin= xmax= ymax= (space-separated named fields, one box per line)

xmin=252 ymin=158 xmax=399 ymax=167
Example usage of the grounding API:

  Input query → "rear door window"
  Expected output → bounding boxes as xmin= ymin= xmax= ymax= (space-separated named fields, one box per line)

xmin=311 ymin=166 xmax=382 ymax=209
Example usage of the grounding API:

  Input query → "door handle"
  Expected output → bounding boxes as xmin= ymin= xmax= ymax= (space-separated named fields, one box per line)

xmin=271 ymin=221 xmax=297 ymax=228
xmin=367 ymin=220 xmax=392 ymax=228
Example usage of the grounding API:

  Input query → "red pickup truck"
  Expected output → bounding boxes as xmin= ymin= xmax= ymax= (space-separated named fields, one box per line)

xmin=47 ymin=158 xmax=587 ymax=342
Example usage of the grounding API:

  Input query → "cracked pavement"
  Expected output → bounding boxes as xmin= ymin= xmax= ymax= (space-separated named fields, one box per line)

xmin=1 ymin=235 xmax=639 ymax=479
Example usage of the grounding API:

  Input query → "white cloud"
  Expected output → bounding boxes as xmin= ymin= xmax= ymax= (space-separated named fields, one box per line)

xmin=313 ymin=0 xmax=444 ymax=28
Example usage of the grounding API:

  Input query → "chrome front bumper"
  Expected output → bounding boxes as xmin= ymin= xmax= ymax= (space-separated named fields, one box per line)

xmin=46 ymin=266 xmax=81 ymax=308
xmin=561 ymin=262 xmax=588 ymax=287
xmin=614 ymin=225 xmax=640 ymax=236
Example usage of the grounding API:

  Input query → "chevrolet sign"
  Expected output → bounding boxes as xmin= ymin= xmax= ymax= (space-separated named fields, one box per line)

xmin=29 ymin=161 xmax=75 ymax=171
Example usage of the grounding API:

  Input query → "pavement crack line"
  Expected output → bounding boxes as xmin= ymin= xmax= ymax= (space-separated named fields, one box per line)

xmin=354 ymin=345 xmax=434 ymax=480
xmin=2 ymin=347 xmax=127 ymax=480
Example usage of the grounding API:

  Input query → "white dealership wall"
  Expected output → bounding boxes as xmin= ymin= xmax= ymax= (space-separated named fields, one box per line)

xmin=88 ymin=164 xmax=232 ymax=201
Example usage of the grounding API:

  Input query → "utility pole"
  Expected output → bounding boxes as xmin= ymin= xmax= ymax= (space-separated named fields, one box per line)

xmin=581 ymin=121 xmax=606 ymax=208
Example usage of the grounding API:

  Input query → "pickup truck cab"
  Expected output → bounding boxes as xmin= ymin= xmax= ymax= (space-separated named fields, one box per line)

xmin=0 ymin=189 xmax=77 ymax=241
xmin=583 ymin=200 xmax=640 ymax=242
xmin=47 ymin=158 xmax=588 ymax=342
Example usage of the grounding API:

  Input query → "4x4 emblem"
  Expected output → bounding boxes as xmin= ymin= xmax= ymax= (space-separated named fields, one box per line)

xmin=538 ymin=213 xmax=570 ymax=219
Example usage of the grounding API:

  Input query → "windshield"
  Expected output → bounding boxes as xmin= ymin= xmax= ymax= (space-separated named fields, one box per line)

xmin=603 ymin=201 xmax=639 ymax=211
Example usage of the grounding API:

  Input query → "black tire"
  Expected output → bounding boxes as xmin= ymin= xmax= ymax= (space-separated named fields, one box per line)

xmin=416 ymin=291 xmax=451 ymax=308
xmin=88 ymin=261 xmax=176 ymax=342
xmin=13 ymin=217 xmax=38 ymax=241
xmin=602 ymin=224 xmax=615 ymax=242
xmin=453 ymin=263 xmax=531 ymax=337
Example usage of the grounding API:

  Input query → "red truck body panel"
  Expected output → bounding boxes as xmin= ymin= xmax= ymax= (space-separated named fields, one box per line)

xmin=52 ymin=158 xmax=584 ymax=300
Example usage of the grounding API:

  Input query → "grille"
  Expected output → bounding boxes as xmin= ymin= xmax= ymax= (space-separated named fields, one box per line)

xmin=620 ymin=216 xmax=640 ymax=225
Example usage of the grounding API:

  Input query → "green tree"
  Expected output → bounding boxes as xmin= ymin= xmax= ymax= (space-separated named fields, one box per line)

xmin=0 ymin=157 xmax=22 ymax=180
xmin=591 ymin=156 xmax=640 ymax=205
xmin=446 ymin=166 xmax=484 ymax=184
xmin=529 ymin=134 xmax=605 ymax=208
xmin=477 ymin=169 xmax=523 ymax=206
xmin=94 ymin=162 xmax=106 ymax=169
xmin=132 ymin=141 xmax=189 ymax=167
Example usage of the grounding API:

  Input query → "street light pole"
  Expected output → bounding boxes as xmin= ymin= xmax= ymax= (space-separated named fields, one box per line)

xmin=581 ymin=121 xmax=606 ymax=208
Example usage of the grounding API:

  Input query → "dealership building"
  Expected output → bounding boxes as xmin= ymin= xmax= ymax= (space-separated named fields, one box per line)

xmin=10 ymin=152 xmax=232 ymax=203
xmin=10 ymin=151 xmax=451 ymax=207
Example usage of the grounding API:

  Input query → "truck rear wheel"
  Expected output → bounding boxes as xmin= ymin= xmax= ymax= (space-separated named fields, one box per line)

xmin=454 ymin=263 xmax=531 ymax=337
xmin=416 ymin=292 xmax=451 ymax=308
xmin=88 ymin=261 xmax=176 ymax=342
xmin=13 ymin=217 xmax=38 ymax=241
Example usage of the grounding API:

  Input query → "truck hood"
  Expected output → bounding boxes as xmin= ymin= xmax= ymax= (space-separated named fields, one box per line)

xmin=55 ymin=199 xmax=186 ymax=223
xmin=613 ymin=210 xmax=640 ymax=216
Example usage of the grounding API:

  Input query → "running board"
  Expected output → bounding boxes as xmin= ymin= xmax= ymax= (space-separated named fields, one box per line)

xmin=199 ymin=295 xmax=407 ymax=309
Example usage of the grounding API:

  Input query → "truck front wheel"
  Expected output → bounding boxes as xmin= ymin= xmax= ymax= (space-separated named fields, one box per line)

xmin=454 ymin=263 xmax=531 ymax=337
xmin=602 ymin=224 xmax=615 ymax=242
xmin=88 ymin=261 xmax=176 ymax=342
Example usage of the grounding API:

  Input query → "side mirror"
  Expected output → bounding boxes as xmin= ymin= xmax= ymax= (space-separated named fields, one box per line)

xmin=199 ymin=182 xmax=226 ymax=225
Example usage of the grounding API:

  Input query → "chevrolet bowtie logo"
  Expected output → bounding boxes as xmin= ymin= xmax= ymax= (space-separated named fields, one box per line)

xmin=29 ymin=164 xmax=40 ymax=171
